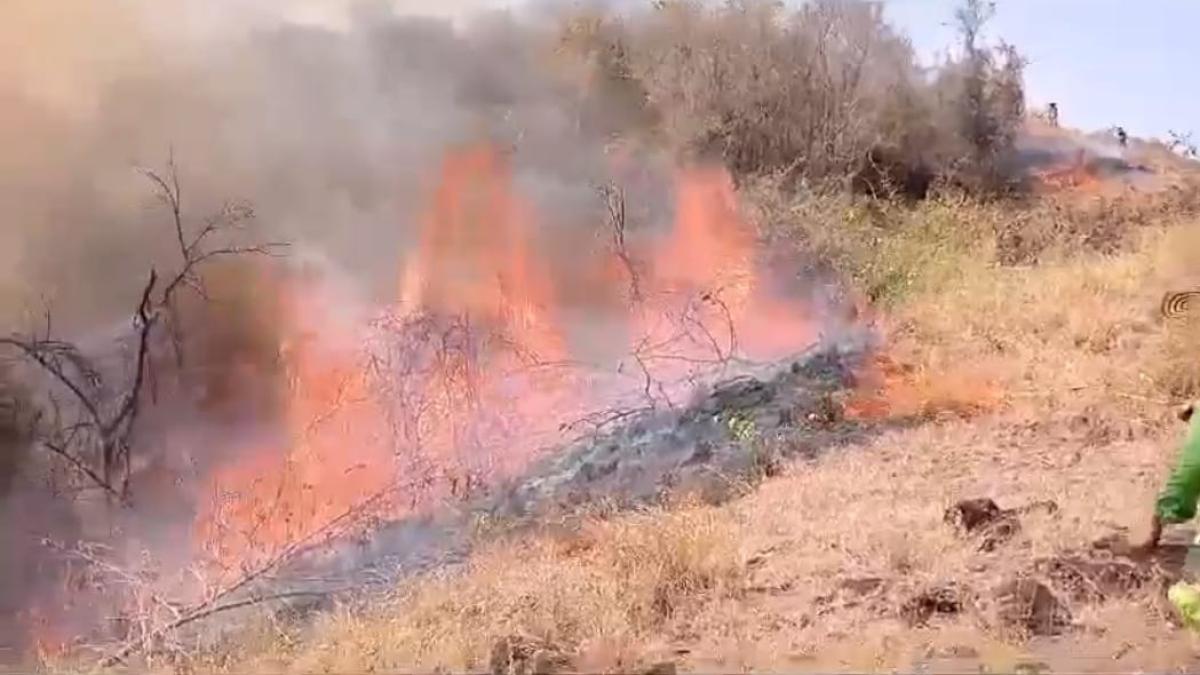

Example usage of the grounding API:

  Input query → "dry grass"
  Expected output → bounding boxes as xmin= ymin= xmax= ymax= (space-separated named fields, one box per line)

xmin=698 ymin=419 xmax=1179 ymax=671
xmin=183 ymin=177 xmax=1200 ymax=673
xmin=201 ymin=505 xmax=743 ymax=673
xmin=12 ymin=2 xmax=1200 ymax=672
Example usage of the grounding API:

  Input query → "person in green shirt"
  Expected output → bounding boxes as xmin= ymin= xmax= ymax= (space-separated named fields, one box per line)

xmin=1141 ymin=401 xmax=1200 ymax=550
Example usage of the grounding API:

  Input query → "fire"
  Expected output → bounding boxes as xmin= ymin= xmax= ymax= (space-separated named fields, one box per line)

xmin=843 ymin=353 xmax=999 ymax=421
xmin=386 ymin=144 xmax=584 ymax=485
xmin=1034 ymin=149 xmax=1102 ymax=193
xmin=398 ymin=144 xmax=565 ymax=360
xmin=195 ymin=269 xmax=396 ymax=575
xmin=24 ymin=605 xmax=68 ymax=663
xmin=654 ymin=165 xmax=754 ymax=298
xmin=1031 ymin=147 xmax=1143 ymax=200
xmin=191 ymin=142 xmax=824 ymax=579
xmin=637 ymin=165 xmax=818 ymax=368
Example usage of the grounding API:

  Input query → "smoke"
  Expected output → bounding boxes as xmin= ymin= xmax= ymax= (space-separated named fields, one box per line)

xmin=0 ymin=0 xmax=655 ymax=656
xmin=0 ymin=0 xmax=631 ymax=334
xmin=0 ymin=0 xmax=853 ymax=659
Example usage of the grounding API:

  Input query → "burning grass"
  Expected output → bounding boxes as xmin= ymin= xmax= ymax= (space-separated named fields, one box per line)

xmin=9 ymin=1 xmax=1200 ymax=669
xmin=842 ymin=352 xmax=1000 ymax=422
xmin=207 ymin=419 xmax=1183 ymax=673
xmin=190 ymin=169 xmax=1200 ymax=673
xmin=14 ymin=82 xmax=1200 ymax=673
xmin=175 ymin=142 xmax=834 ymax=595
xmin=13 ymin=139 xmax=852 ymax=668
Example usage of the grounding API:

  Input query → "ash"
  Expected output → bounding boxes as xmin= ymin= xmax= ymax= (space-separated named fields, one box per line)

xmin=264 ymin=329 xmax=875 ymax=613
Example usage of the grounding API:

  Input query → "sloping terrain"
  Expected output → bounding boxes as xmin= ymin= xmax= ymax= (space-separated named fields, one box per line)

xmin=8 ymin=1 xmax=1200 ymax=669
xmin=1019 ymin=118 xmax=1196 ymax=197
xmin=167 ymin=135 xmax=1200 ymax=674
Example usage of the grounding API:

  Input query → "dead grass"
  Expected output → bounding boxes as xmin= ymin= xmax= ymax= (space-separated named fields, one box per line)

xmin=204 ymin=505 xmax=742 ymax=673
xmin=188 ymin=179 xmax=1200 ymax=673
xmin=895 ymin=214 xmax=1200 ymax=414
xmin=210 ymin=418 xmax=1192 ymax=672
xmin=706 ymin=419 xmax=1176 ymax=669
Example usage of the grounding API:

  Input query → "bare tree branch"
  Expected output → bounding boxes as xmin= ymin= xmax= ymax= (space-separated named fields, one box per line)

xmin=42 ymin=441 xmax=122 ymax=502
xmin=1 ymin=154 xmax=287 ymax=501
xmin=599 ymin=182 xmax=643 ymax=303
xmin=98 ymin=477 xmax=405 ymax=667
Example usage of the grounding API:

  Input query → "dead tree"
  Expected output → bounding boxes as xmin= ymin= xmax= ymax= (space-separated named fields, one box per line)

xmin=0 ymin=154 xmax=286 ymax=503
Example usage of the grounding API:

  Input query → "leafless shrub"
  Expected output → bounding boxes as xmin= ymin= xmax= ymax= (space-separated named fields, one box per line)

xmin=0 ymin=156 xmax=285 ymax=502
xmin=35 ymin=476 xmax=404 ymax=668
xmin=599 ymin=182 xmax=644 ymax=303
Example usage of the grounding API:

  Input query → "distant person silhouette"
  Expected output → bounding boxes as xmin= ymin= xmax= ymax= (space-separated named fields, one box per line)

xmin=1116 ymin=126 xmax=1128 ymax=148
xmin=1047 ymin=102 xmax=1059 ymax=128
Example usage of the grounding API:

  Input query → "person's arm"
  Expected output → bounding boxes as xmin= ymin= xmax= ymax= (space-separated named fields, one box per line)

xmin=1144 ymin=406 xmax=1200 ymax=549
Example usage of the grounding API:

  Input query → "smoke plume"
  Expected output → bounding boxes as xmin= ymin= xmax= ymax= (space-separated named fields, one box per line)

xmin=0 ymin=0 xmax=845 ymax=659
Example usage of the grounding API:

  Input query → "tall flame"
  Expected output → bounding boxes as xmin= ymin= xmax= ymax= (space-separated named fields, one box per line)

xmin=398 ymin=144 xmax=565 ymax=360
xmin=195 ymin=269 xmax=396 ymax=576
xmin=191 ymin=143 xmax=825 ymax=577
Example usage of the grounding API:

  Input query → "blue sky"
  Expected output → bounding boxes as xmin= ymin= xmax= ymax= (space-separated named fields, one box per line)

xmin=882 ymin=0 xmax=1197 ymax=142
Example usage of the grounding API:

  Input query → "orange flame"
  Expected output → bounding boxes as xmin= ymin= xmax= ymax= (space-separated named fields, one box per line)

xmin=191 ymin=144 xmax=825 ymax=577
xmin=399 ymin=144 xmax=565 ymax=360
xmin=24 ymin=605 xmax=68 ymax=663
xmin=1032 ymin=148 xmax=1127 ymax=198
xmin=654 ymin=165 xmax=754 ymax=297
xmin=646 ymin=165 xmax=817 ymax=360
xmin=843 ymin=353 xmax=999 ymax=421
xmin=195 ymin=270 xmax=396 ymax=576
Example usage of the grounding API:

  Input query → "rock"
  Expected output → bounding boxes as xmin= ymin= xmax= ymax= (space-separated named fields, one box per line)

xmin=944 ymin=498 xmax=1003 ymax=532
xmin=901 ymin=584 xmax=966 ymax=626
xmin=993 ymin=578 xmax=1070 ymax=636
xmin=840 ymin=577 xmax=885 ymax=596
xmin=944 ymin=498 xmax=1021 ymax=551
xmin=639 ymin=661 xmax=677 ymax=675
xmin=489 ymin=635 xmax=569 ymax=675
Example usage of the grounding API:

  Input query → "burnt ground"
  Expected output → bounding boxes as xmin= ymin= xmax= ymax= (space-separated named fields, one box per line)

xmin=248 ymin=331 xmax=911 ymax=621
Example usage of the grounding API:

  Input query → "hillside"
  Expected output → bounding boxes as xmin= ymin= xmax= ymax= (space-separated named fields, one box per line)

xmin=5 ymin=1 xmax=1200 ymax=672
xmin=151 ymin=124 xmax=1200 ymax=674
